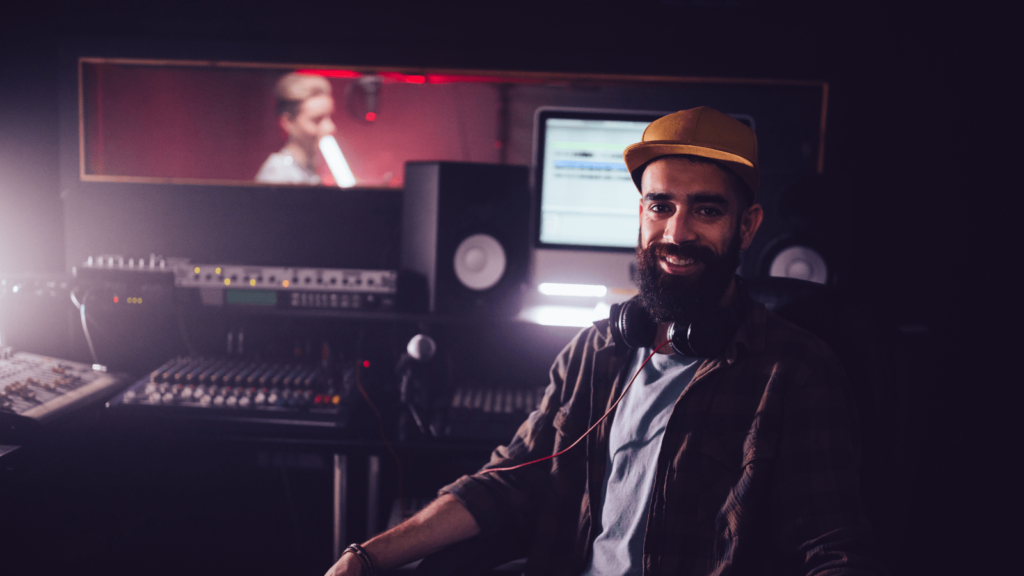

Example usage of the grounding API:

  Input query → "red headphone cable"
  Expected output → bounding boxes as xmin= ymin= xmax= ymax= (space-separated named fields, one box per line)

xmin=484 ymin=340 xmax=671 ymax=474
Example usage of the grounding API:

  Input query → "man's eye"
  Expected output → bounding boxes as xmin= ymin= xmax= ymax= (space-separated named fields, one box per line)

xmin=697 ymin=206 xmax=723 ymax=216
xmin=649 ymin=203 xmax=671 ymax=213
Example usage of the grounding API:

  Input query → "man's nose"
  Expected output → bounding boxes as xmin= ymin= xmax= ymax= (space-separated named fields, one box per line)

xmin=662 ymin=212 xmax=696 ymax=244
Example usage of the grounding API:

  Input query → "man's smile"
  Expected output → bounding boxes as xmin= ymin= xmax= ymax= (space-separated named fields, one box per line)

xmin=658 ymin=253 xmax=702 ymax=275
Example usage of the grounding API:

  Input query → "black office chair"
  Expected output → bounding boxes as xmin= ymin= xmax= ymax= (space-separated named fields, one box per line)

xmin=415 ymin=276 xmax=914 ymax=574
xmin=744 ymin=276 xmax=915 ymax=569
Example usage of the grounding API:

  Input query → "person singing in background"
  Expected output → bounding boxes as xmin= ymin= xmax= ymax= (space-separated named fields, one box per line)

xmin=255 ymin=72 xmax=336 ymax=185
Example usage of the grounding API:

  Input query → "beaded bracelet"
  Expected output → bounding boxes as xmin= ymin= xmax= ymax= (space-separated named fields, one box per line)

xmin=343 ymin=543 xmax=376 ymax=576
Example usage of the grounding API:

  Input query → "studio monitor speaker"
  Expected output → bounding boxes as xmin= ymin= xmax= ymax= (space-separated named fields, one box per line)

xmin=742 ymin=174 xmax=851 ymax=286
xmin=401 ymin=162 xmax=530 ymax=317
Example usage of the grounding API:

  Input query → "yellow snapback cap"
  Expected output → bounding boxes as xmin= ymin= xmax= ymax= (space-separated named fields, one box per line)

xmin=623 ymin=106 xmax=759 ymax=194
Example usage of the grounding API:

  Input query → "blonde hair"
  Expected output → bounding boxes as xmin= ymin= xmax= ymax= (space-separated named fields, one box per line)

xmin=275 ymin=73 xmax=332 ymax=118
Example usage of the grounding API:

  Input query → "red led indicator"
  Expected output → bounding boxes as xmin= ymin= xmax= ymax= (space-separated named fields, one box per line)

xmin=362 ymin=360 xmax=371 ymax=368
xmin=113 ymin=296 xmax=119 ymax=303
xmin=365 ymin=112 xmax=377 ymax=121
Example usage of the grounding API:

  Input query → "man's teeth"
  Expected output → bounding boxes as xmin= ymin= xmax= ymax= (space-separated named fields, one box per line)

xmin=663 ymin=255 xmax=695 ymax=266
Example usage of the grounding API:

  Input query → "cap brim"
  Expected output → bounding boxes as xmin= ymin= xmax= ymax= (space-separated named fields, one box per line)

xmin=623 ymin=141 xmax=759 ymax=194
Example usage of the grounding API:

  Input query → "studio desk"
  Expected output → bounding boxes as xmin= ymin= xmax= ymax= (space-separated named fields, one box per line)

xmin=0 ymin=308 xmax=576 ymax=574
xmin=89 ymin=356 xmax=548 ymax=570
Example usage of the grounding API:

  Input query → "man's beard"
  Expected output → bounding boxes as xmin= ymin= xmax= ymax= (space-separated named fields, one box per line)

xmin=635 ymin=230 xmax=742 ymax=325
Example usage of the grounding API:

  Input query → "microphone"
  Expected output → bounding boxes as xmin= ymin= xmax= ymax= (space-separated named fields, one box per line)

xmin=397 ymin=334 xmax=437 ymax=440
xmin=406 ymin=333 xmax=437 ymax=362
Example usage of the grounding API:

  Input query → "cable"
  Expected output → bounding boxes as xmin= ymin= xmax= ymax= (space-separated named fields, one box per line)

xmin=70 ymin=288 xmax=99 ymax=365
xmin=353 ymin=359 xmax=407 ymax=520
xmin=484 ymin=340 xmax=670 ymax=474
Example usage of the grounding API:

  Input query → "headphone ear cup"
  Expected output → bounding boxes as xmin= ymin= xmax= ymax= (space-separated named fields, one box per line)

xmin=609 ymin=302 xmax=628 ymax=349
xmin=665 ymin=322 xmax=694 ymax=357
xmin=612 ymin=299 xmax=657 ymax=350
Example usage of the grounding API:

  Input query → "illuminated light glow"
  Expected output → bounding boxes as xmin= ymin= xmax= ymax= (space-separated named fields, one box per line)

xmin=494 ymin=140 xmax=504 ymax=149
xmin=296 ymin=69 xmax=362 ymax=79
xmin=332 ymin=395 xmax=341 ymax=405
xmin=362 ymin=360 xmax=371 ymax=368
xmin=249 ymin=279 xmax=257 ymax=286
xmin=215 ymin=267 xmax=222 ymax=275
xmin=194 ymin=267 xmax=201 ymax=274
xmin=294 ymin=70 xmax=550 ymax=85
xmin=365 ymin=111 xmax=377 ymax=121
xmin=424 ymin=74 xmax=549 ymax=85
xmin=538 ymin=283 xmax=608 ymax=298
xmin=282 ymin=280 xmax=290 ymax=288
xmin=224 ymin=278 xmax=231 ymax=286
xmin=319 ymin=135 xmax=357 ymax=188
xmin=378 ymin=71 xmax=426 ymax=84
xmin=113 ymin=296 xmax=119 ymax=303
xmin=519 ymin=304 xmax=610 ymax=327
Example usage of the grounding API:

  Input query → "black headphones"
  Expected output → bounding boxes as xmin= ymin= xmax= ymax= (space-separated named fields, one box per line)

xmin=609 ymin=287 xmax=747 ymax=358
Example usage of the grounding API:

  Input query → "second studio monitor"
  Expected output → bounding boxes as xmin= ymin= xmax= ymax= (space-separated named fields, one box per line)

xmin=401 ymin=162 xmax=530 ymax=317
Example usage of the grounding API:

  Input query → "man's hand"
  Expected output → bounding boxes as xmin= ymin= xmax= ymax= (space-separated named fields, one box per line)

xmin=321 ymin=494 xmax=481 ymax=575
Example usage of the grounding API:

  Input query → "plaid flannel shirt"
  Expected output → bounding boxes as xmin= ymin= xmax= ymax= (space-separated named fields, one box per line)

xmin=441 ymin=297 xmax=884 ymax=576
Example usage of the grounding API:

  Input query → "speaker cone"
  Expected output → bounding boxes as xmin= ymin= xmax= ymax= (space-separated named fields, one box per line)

xmin=452 ymin=233 xmax=507 ymax=291
xmin=768 ymin=245 xmax=828 ymax=285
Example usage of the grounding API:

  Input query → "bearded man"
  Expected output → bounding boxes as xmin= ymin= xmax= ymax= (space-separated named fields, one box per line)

xmin=326 ymin=107 xmax=884 ymax=576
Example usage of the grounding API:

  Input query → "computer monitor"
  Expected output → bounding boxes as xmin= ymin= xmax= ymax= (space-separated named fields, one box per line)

xmin=524 ymin=108 xmax=662 ymax=325
xmin=534 ymin=109 xmax=667 ymax=250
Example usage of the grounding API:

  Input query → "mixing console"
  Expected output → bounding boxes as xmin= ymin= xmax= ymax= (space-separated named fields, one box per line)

xmin=0 ymin=348 xmax=125 ymax=441
xmin=108 ymin=357 xmax=354 ymax=429
xmin=442 ymin=386 xmax=545 ymax=441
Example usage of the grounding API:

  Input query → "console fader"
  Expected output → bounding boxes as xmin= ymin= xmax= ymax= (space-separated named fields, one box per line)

xmin=108 ymin=357 xmax=354 ymax=429
xmin=0 ymin=348 xmax=125 ymax=441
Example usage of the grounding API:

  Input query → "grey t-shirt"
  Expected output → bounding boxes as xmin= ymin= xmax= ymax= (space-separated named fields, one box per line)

xmin=581 ymin=348 xmax=700 ymax=576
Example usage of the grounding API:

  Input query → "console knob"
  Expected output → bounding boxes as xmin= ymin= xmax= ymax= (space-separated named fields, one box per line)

xmin=238 ymin=396 xmax=251 ymax=408
xmin=213 ymin=395 xmax=225 ymax=407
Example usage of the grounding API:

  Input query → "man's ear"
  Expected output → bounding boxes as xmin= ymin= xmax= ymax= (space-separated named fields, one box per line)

xmin=739 ymin=203 xmax=764 ymax=251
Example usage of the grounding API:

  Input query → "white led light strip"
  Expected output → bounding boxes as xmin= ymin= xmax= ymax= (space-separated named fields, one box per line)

xmin=537 ymin=283 xmax=608 ymax=298
xmin=319 ymin=135 xmax=357 ymax=188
